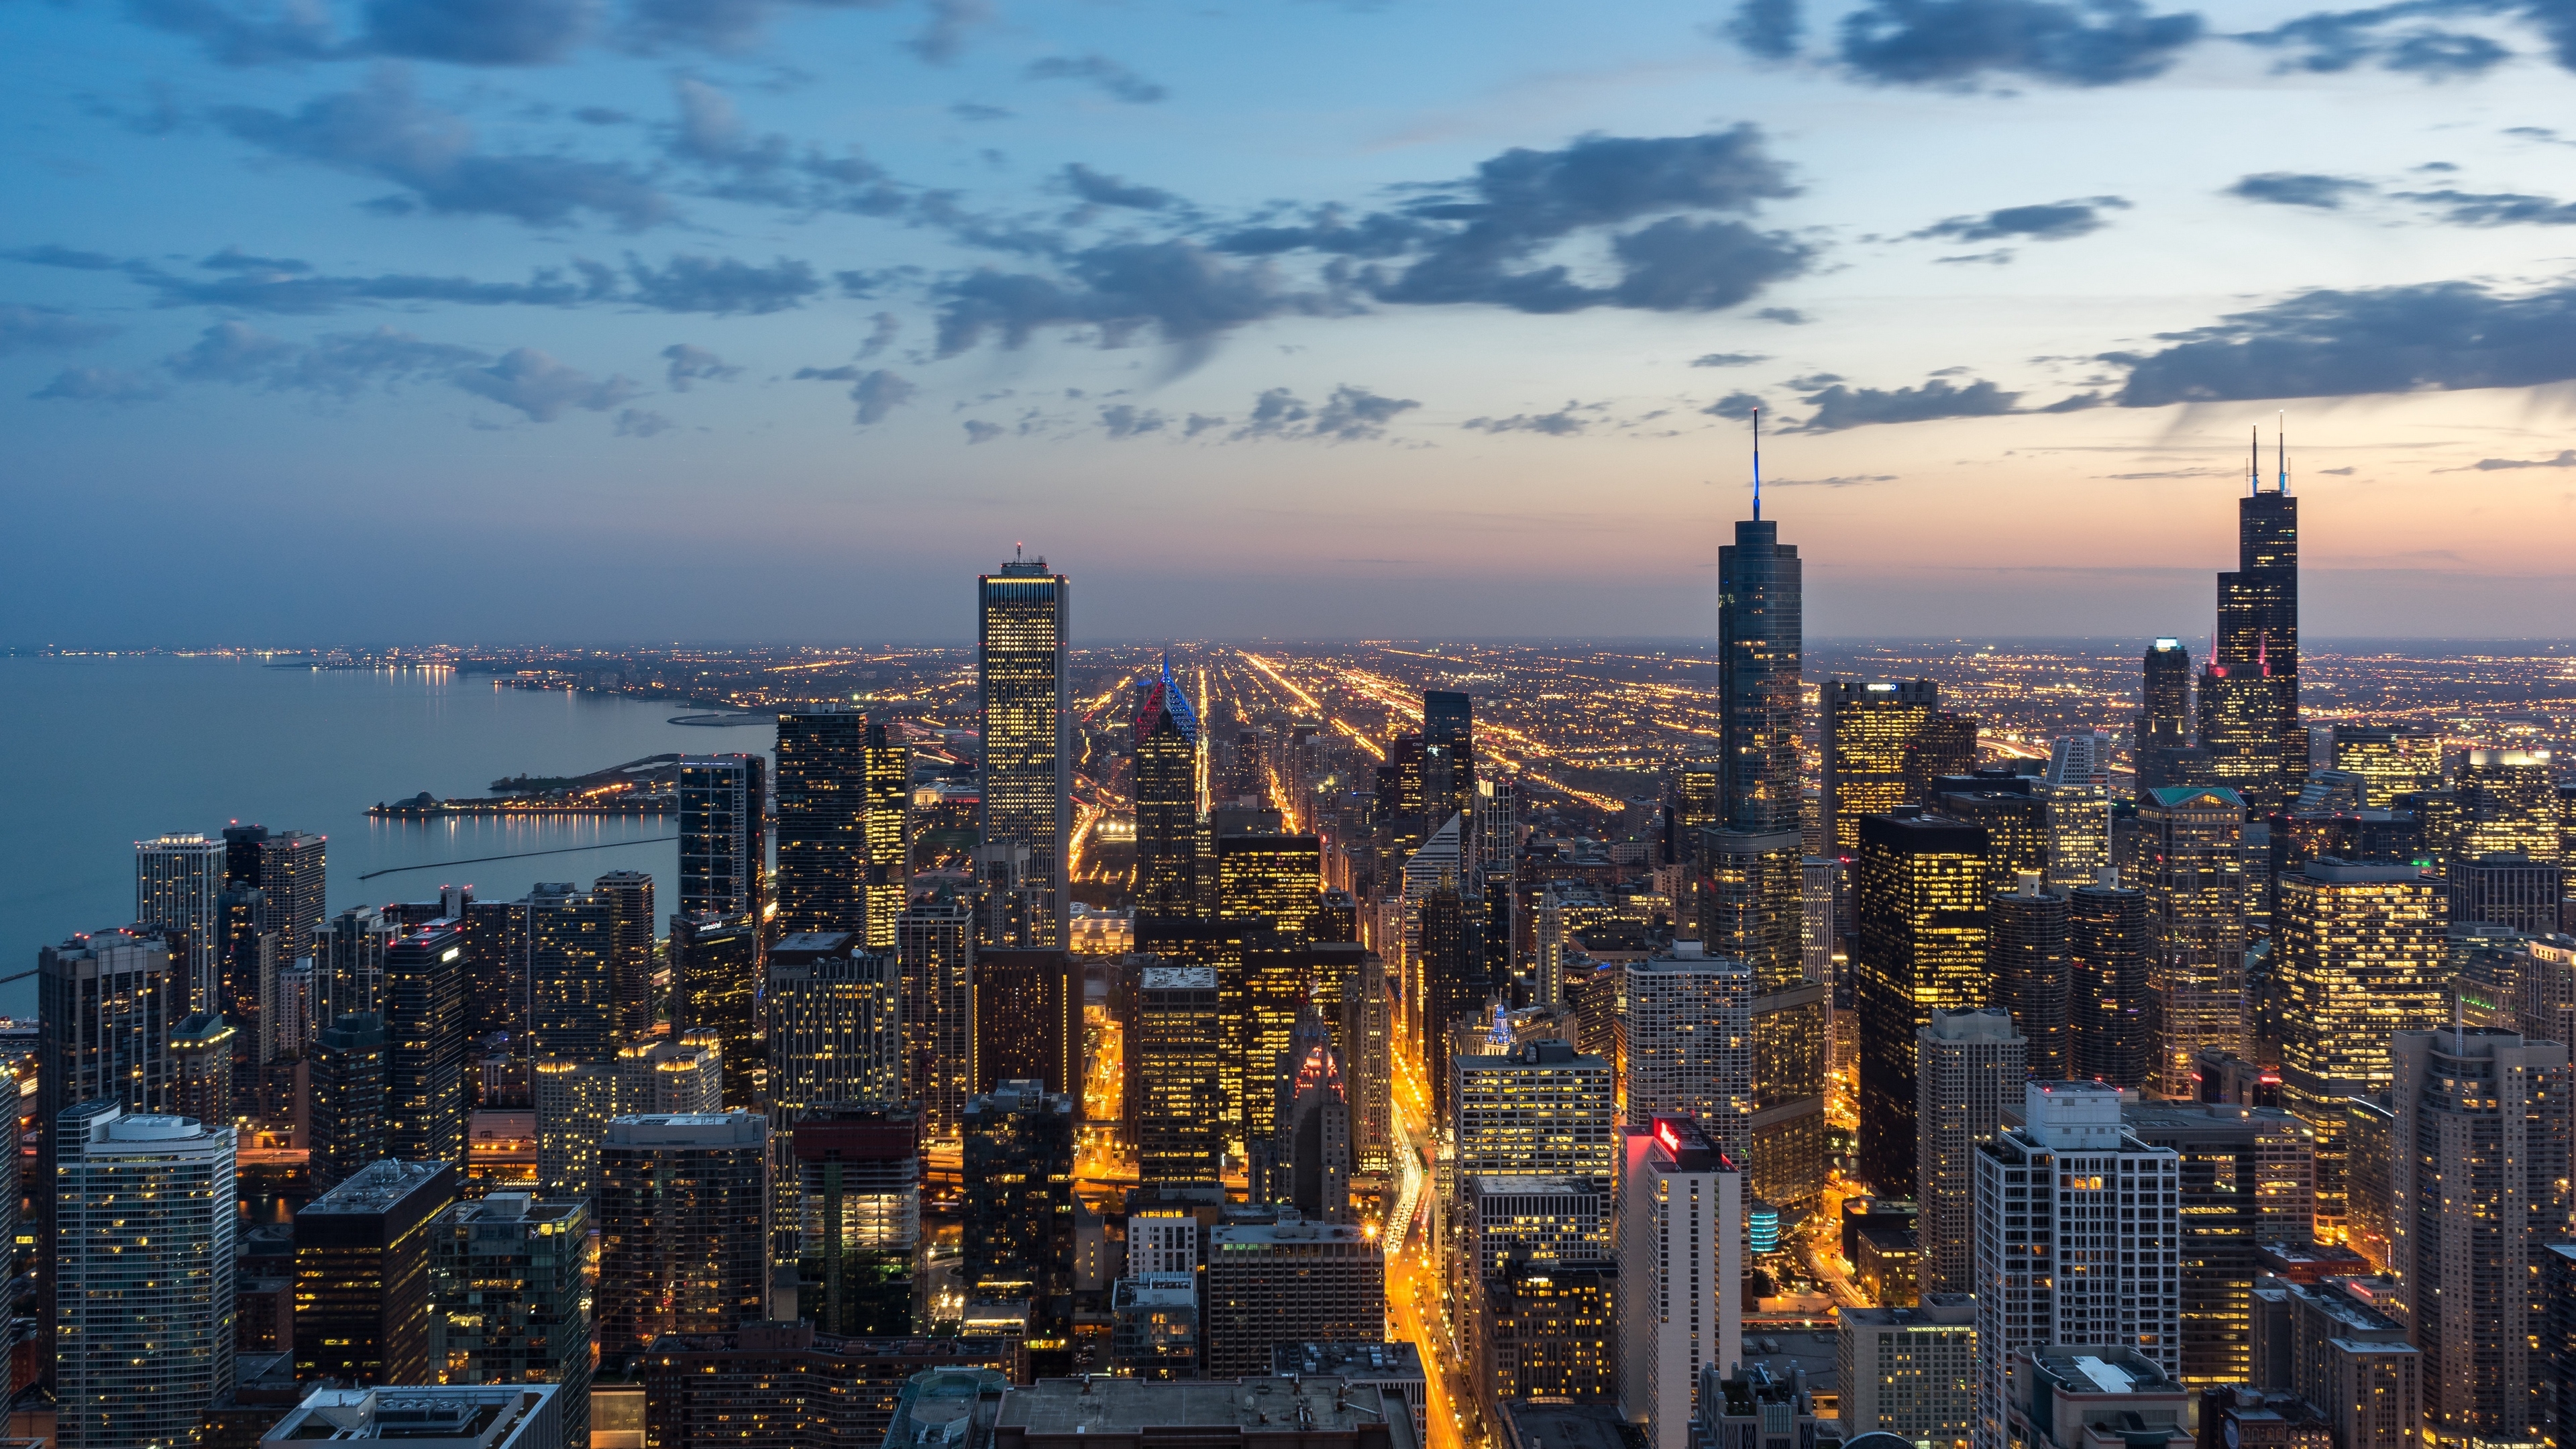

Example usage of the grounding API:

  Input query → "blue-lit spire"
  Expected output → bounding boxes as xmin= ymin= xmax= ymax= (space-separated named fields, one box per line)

xmin=1751 ymin=407 xmax=1762 ymax=521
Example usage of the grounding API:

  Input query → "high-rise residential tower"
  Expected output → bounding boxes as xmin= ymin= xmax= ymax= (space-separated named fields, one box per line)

xmin=136 ymin=831 xmax=227 ymax=1012
xmin=52 ymin=1103 xmax=237 ymax=1449
xmin=1855 ymin=810 xmax=1991 ymax=1195
xmin=596 ymin=1113 xmax=769 ymax=1361
xmin=1617 ymin=1114 xmax=1743 ymax=1449
xmin=670 ymin=910 xmax=761 ymax=1108
xmin=1915 ymin=1008 xmax=2024 ymax=1298
xmin=898 ymin=894 xmax=975 ymax=1144
xmin=863 ymin=716 xmax=913 ymax=951
xmin=1129 ymin=964 xmax=1225 ymax=1186
xmin=2389 ymin=1027 xmax=2571 ymax=1449
xmin=1970 ymin=1082 xmax=2182 ymax=1449
xmin=1619 ymin=946 xmax=1754 ymax=1159
xmin=383 ymin=919 xmax=468 ymax=1165
xmin=1707 ymin=490 xmax=1827 ymax=1209
xmin=979 ymin=553 xmax=1071 ymax=949
xmin=2197 ymin=443 xmax=2302 ymax=814
xmin=680 ymin=754 xmax=767 ymax=920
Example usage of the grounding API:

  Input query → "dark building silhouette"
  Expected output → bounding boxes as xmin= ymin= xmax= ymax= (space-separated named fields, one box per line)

xmin=526 ymin=883 xmax=615 ymax=1063
xmin=1133 ymin=658 xmax=1205 ymax=963
xmin=294 ymin=1159 xmax=459 ymax=1386
xmin=462 ymin=896 xmax=528 ymax=1042
xmin=593 ymin=870 xmax=657 ymax=1045
xmin=777 ymin=706 xmax=872 ymax=937
xmin=789 ymin=1108 xmax=921 ymax=1337
xmin=973 ymin=948 xmax=1081 ymax=1099
xmin=1854 ymin=810 xmax=1990 ymax=1195
xmin=1988 ymin=873 xmax=2071 ymax=1080
xmin=962 ymin=1081 xmax=1076 ymax=1364
xmin=2198 ymin=443 xmax=2303 ymax=814
xmin=671 ymin=910 xmax=762 ymax=1108
xmin=2139 ymin=639 xmax=2194 ymax=749
xmin=311 ymin=1012 xmax=388 ymax=1189
xmin=680 ymin=754 xmax=768 ymax=921
xmin=2069 ymin=871 xmax=2151 ymax=1089
xmin=384 ymin=919 xmax=468 ymax=1165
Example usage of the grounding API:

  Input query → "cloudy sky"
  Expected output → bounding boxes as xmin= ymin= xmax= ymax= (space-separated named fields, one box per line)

xmin=8 ymin=0 xmax=2576 ymax=645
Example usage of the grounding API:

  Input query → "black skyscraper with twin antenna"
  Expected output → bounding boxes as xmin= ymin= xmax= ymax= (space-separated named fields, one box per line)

xmin=2198 ymin=429 xmax=2302 ymax=814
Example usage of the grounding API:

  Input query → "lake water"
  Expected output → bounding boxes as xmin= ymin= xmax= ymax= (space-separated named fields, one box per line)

xmin=0 ymin=655 xmax=778 ymax=1019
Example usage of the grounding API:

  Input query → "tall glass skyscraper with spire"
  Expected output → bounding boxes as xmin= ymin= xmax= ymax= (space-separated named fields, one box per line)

xmin=979 ymin=553 xmax=1071 ymax=948
xmin=1701 ymin=427 xmax=1827 ymax=1210
xmin=2198 ymin=434 xmax=2302 ymax=814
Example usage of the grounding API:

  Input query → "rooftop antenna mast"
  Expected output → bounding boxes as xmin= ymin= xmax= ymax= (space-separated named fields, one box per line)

xmin=1752 ymin=408 xmax=1762 ymax=521
xmin=2249 ymin=425 xmax=2258 ymax=496
xmin=2277 ymin=410 xmax=2289 ymax=494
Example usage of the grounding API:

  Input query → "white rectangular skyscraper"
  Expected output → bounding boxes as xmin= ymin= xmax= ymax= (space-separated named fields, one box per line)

xmin=1619 ymin=945 xmax=1754 ymax=1160
xmin=54 ymin=1102 xmax=237 ymax=1449
xmin=1617 ymin=1115 xmax=1742 ymax=1449
xmin=1971 ymin=1081 xmax=2182 ymax=1449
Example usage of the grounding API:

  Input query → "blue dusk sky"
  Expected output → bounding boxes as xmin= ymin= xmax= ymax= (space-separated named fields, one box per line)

xmin=6 ymin=0 xmax=2575 ymax=645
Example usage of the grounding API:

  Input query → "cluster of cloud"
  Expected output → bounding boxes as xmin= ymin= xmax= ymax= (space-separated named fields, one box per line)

xmin=1717 ymin=0 xmax=2576 ymax=85
xmin=23 ymin=317 xmax=747 ymax=430
xmin=132 ymin=0 xmax=1000 ymax=68
xmin=947 ymin=384 xmax=1420 ymax=445
xmin=7 ymin=241 xmax=822 ymax=317
xmin=2227 ymin=168 xmax=2576 ymax=225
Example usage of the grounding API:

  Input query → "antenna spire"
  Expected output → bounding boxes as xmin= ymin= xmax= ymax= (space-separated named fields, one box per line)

xmin=1752 ymin=408 xmax=1762 ymax=522
xmin=2277 ymin=410 xmax=2288 ymax=494
xmin=2249 ymin=425 xmax=2258 ymax=495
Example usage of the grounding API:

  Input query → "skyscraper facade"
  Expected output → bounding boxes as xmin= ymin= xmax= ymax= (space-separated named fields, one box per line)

xmin=1133 ymin=658 xmax=1204 ymax=962
xmin=2139 ymin=641 xmax=2193 ymax=750
xmin=1914 ymin=1008 xmax=2024 ymax=1298
xmin=2197 ymin=458 xmax=2302 ymax=814
xmin=863 ymin=718 xmax=912 ymax=951
xmin=898 ymin=894 xmax=975 ymax=1144
xmin=525 ymin=883 xmax=615 ymax=1063
xmin=596 ymin=1112 xmax=770 ymax=1360
xmin=52 ymin=1103 xmax=237 ymax=1449
xmin=979 ymin=555 xmax=1071 ymax=948
xmin=2331 ymin=724 xmax=2442 ymax=808
xmin=429 ymin=1193 xmax=592 ymax=1442
xmin=1988 ymin=873 xmax=2070 ymax=1079
xmin=1855 ymin=810 xmax=1990 ymax=1195
xmin=671 ymin=909 xmax=761 ymax=1108
xmin=768 ymin=939 xmax=904 ymax=1109
xmin=1970 ymin=1082 xmax=2182 ymax=1449
xmin=2388 ymin=1028 xmax=2571 ymax=1449
xmin=1617 ymin=1115 xmax=1743 ymax=1449
xmin=680 ymin=754 xmax=767 ymax=920
xmin=776 ymin=706 xmax=871 ymax=937
xmin=311 ymin=1012 xmax=388 ymax=1189
xmin=294 ymin=1159 xmax=459 ymax=1387
xmin=1823 ymin=680 xmax=1939 ymax=857
xmin=383 ymin=918 xmax=468 ymax=1166
xmin=2068 ymin=870 xmax=2150 ymax=1089
xmin=136 ymin=830 xmax=227 ymax=1012
xmin=1129 ymin=965 xmax=1224 ymax=1186
xmin=594 ymin=869 xmax=657 ymax=1044
xmin=1705 ymin=507 xmax=1823 ymax=1210
xmin=1619 ymin=947 xmax=1754 ymax=1160
xmin=2277 ymin=861 xmax=2449 ymax=1228
xmin=2138 ymin=786 xmax=2250 ymax=1098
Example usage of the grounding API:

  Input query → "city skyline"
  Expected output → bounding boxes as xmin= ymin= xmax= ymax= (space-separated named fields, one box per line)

xmin=11 ymin=1 xmax=2576 ymax=642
